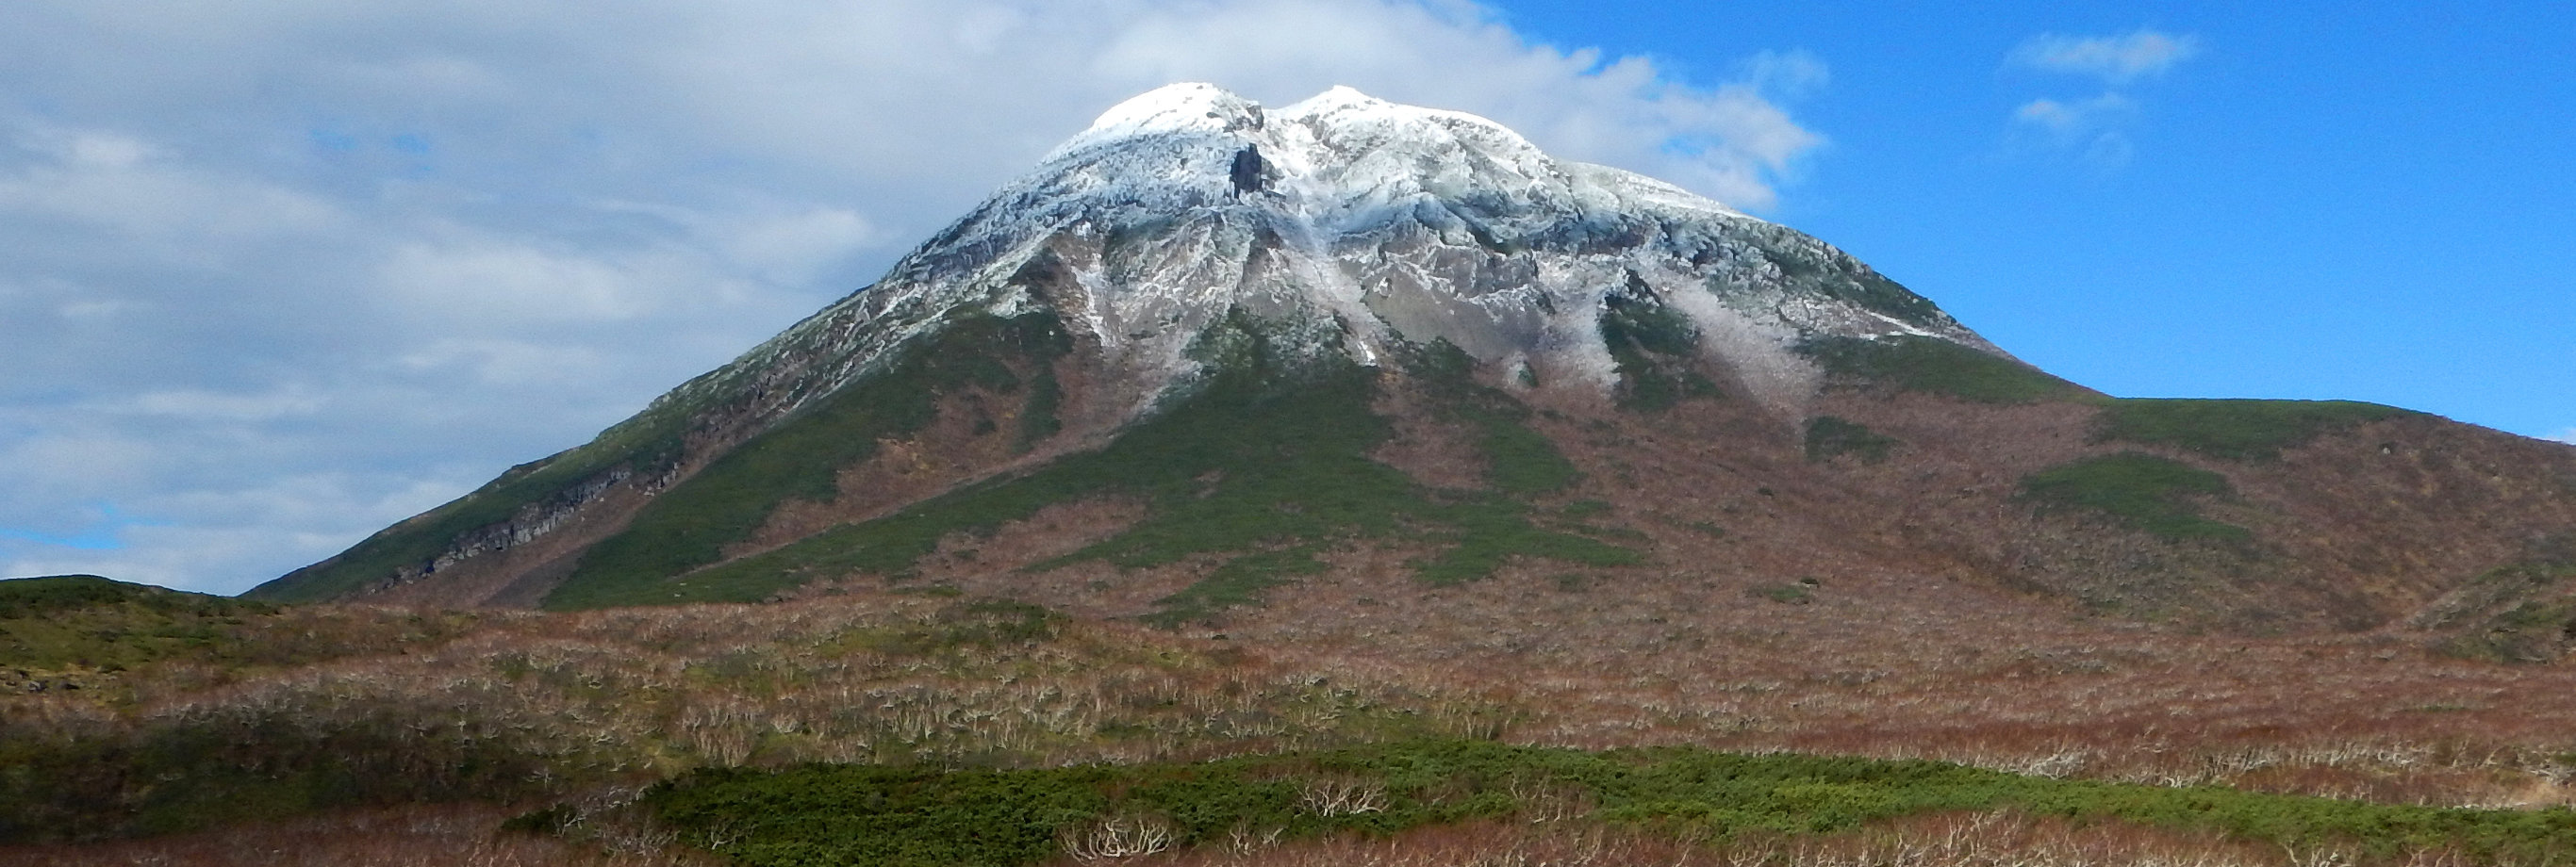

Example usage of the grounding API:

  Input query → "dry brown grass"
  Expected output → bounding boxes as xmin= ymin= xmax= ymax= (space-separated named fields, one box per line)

xmin=0 ymin=803 xmax=709 ymax=867
xmin=0 ymin=590 xmax=1527 ymax=856
xmin=1091 ymin=811 xmax=2349 ymax=867
xmin=18 ymin=546 xmax=2576 ymax=860
xmin=0 ymin=591 xmax=1512 ymax=838
xmin=1180 ymin=551 xmax=2576 ymax=810
xmin=108 ymin=569 xmax=2576 ymax=813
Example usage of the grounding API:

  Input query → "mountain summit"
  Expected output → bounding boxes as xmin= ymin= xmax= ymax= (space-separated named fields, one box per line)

xmin=253 ymin=86 xmax=2576 ymax=646
xmin=681 ymin=81 xmax=1989 ymax=426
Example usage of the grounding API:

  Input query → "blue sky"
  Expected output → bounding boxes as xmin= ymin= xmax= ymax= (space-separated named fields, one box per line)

xmin=1 ymin=1 xmax=2568 ymax=594
xmin=1498 ymin=1 xmax=2574 ymax=434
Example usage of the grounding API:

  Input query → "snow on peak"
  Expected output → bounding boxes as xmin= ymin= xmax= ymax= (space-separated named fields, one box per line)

xmin=1009 ymin=82 xmax=1754 ymax=254
xmin=1048 ymin=83 xmax=1264 ymax=160
xmin=1283 ymin=85 xmax=1383 ymax=113
xmin=1276 ymin=85 xmax=1508 ymax=138
xmin=1048 ymin=84 xmax=1538 ymax=170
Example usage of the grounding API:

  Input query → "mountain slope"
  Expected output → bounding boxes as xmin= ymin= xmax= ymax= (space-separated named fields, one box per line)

xmin=250 ymin=84 xmax=2576 ymax=638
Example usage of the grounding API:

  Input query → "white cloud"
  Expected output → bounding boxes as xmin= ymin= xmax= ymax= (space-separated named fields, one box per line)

xmin=1738 ymin=49 xmax=1832 ymax=99
xmin=2009 ymin=30 xmax=2200 ymax=84
xmin=2010 ymin=93 xmax=2140 ymax=166
xmin=2013 ymin=94 xmax=2136 ymax=136
xmin=0 ymin=119 xmax=345 ymax=248
xmin=124 ymin=387 xmax=326 ymax=422
xmin=711 ymin=205 xmax=882 ymax=285
xmin=2547 ymin=429 xmax=2576 ymax=445
xmin=0 ymin=0 xmax=1828 ymax=594
xmin=2000 ymin=28 xmax=2196 ymax=165
xmin=379 ymin=237 xmax=669 ymax=325
xmin=393 ymin=338 xmax=616 ymax=388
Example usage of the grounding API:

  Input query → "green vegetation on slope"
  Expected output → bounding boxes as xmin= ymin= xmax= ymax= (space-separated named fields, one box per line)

xmin=0 ymin=575 xmax=267 ymax=623
xmin=1804 ymin=416 xmax=1898 ymax=464
xmin=2095 ymin=398 xmax=2418 ymax=461
xmin=256 ymin=307 xmax=1071 ymax=606
xmin=1798 ymin=339 xmax=2426 ymax=461
xmin=557 ymin=313 xmax=1636 ymax=614
xmin=544 ymin=313 xmax=1070 ymax=609
xmin=0 ymin=576 xmax=277 ymax=672
xmin=2020 ymin=452 xmax=2253 ymax=544
xmin=1405 ymin=340 xmax=1580 ymax=496
xmin=639 ymin=740 xmax=2576 ymax=867
xmin=1140 ymin=546 xmax=1327 ymax=629
xmin=1800 ymin=335 xmax=2087 ymax=404
xmin=1597 ymin=287 xmax=1719 ymax=412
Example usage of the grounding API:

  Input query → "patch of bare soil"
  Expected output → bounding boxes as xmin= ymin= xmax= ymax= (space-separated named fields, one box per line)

xmin=2245 ymin=417 xmax=2576 ymax=607
xmin=735 ymin=386 xmax=1035 ymax=554
xmin=1367 ymin=376 xmax=1488 ymax=490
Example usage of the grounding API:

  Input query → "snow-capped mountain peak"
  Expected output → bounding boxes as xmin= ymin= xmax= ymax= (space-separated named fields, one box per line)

xmin=251 ymin=84 xmax=2064 ymax=609
xmin=1048 ymin=84 xmax=1642 ymax=225
xmin=686 ymin=84 xmax=1992 ymax=438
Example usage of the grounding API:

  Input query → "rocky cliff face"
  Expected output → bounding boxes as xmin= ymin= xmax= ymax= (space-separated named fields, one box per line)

xmin=252 ymin=86 xmax=2576 ymax=641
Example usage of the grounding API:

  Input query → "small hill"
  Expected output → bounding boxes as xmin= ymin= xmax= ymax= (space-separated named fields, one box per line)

xmin=0 ymin=575 xmax=278 ymax=687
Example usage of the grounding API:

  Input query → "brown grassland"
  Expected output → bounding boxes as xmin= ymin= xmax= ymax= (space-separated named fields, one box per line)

xmin=8 ymin=571 xmax=2576 ymax=865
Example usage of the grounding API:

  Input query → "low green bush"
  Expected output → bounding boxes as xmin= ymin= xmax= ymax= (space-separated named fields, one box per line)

xmin=1750 ymin=582 xmax=1814 ymax=604
xmin=1804 ymin=417 xmax=1897 ymax=464
xmin=0 ymin=576 xmax=279 ymax=671
xmin=638 ymin=740 xmax=2576 ymax=867
xmin=1598 ymin=293 xmax=1720 ymax=412
xmin=2094 ymin=399 xmax=2418 ymax=461
xmin=0 ymin=701 xmax=572 ymax=842
xmin=1145 ymin=547 xmax=1323 ymax=628
xmin=1800 ymin=335 xmax=2085 ymax=404
xmin=2020 ymin=453 xmax=2252 ymax=544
